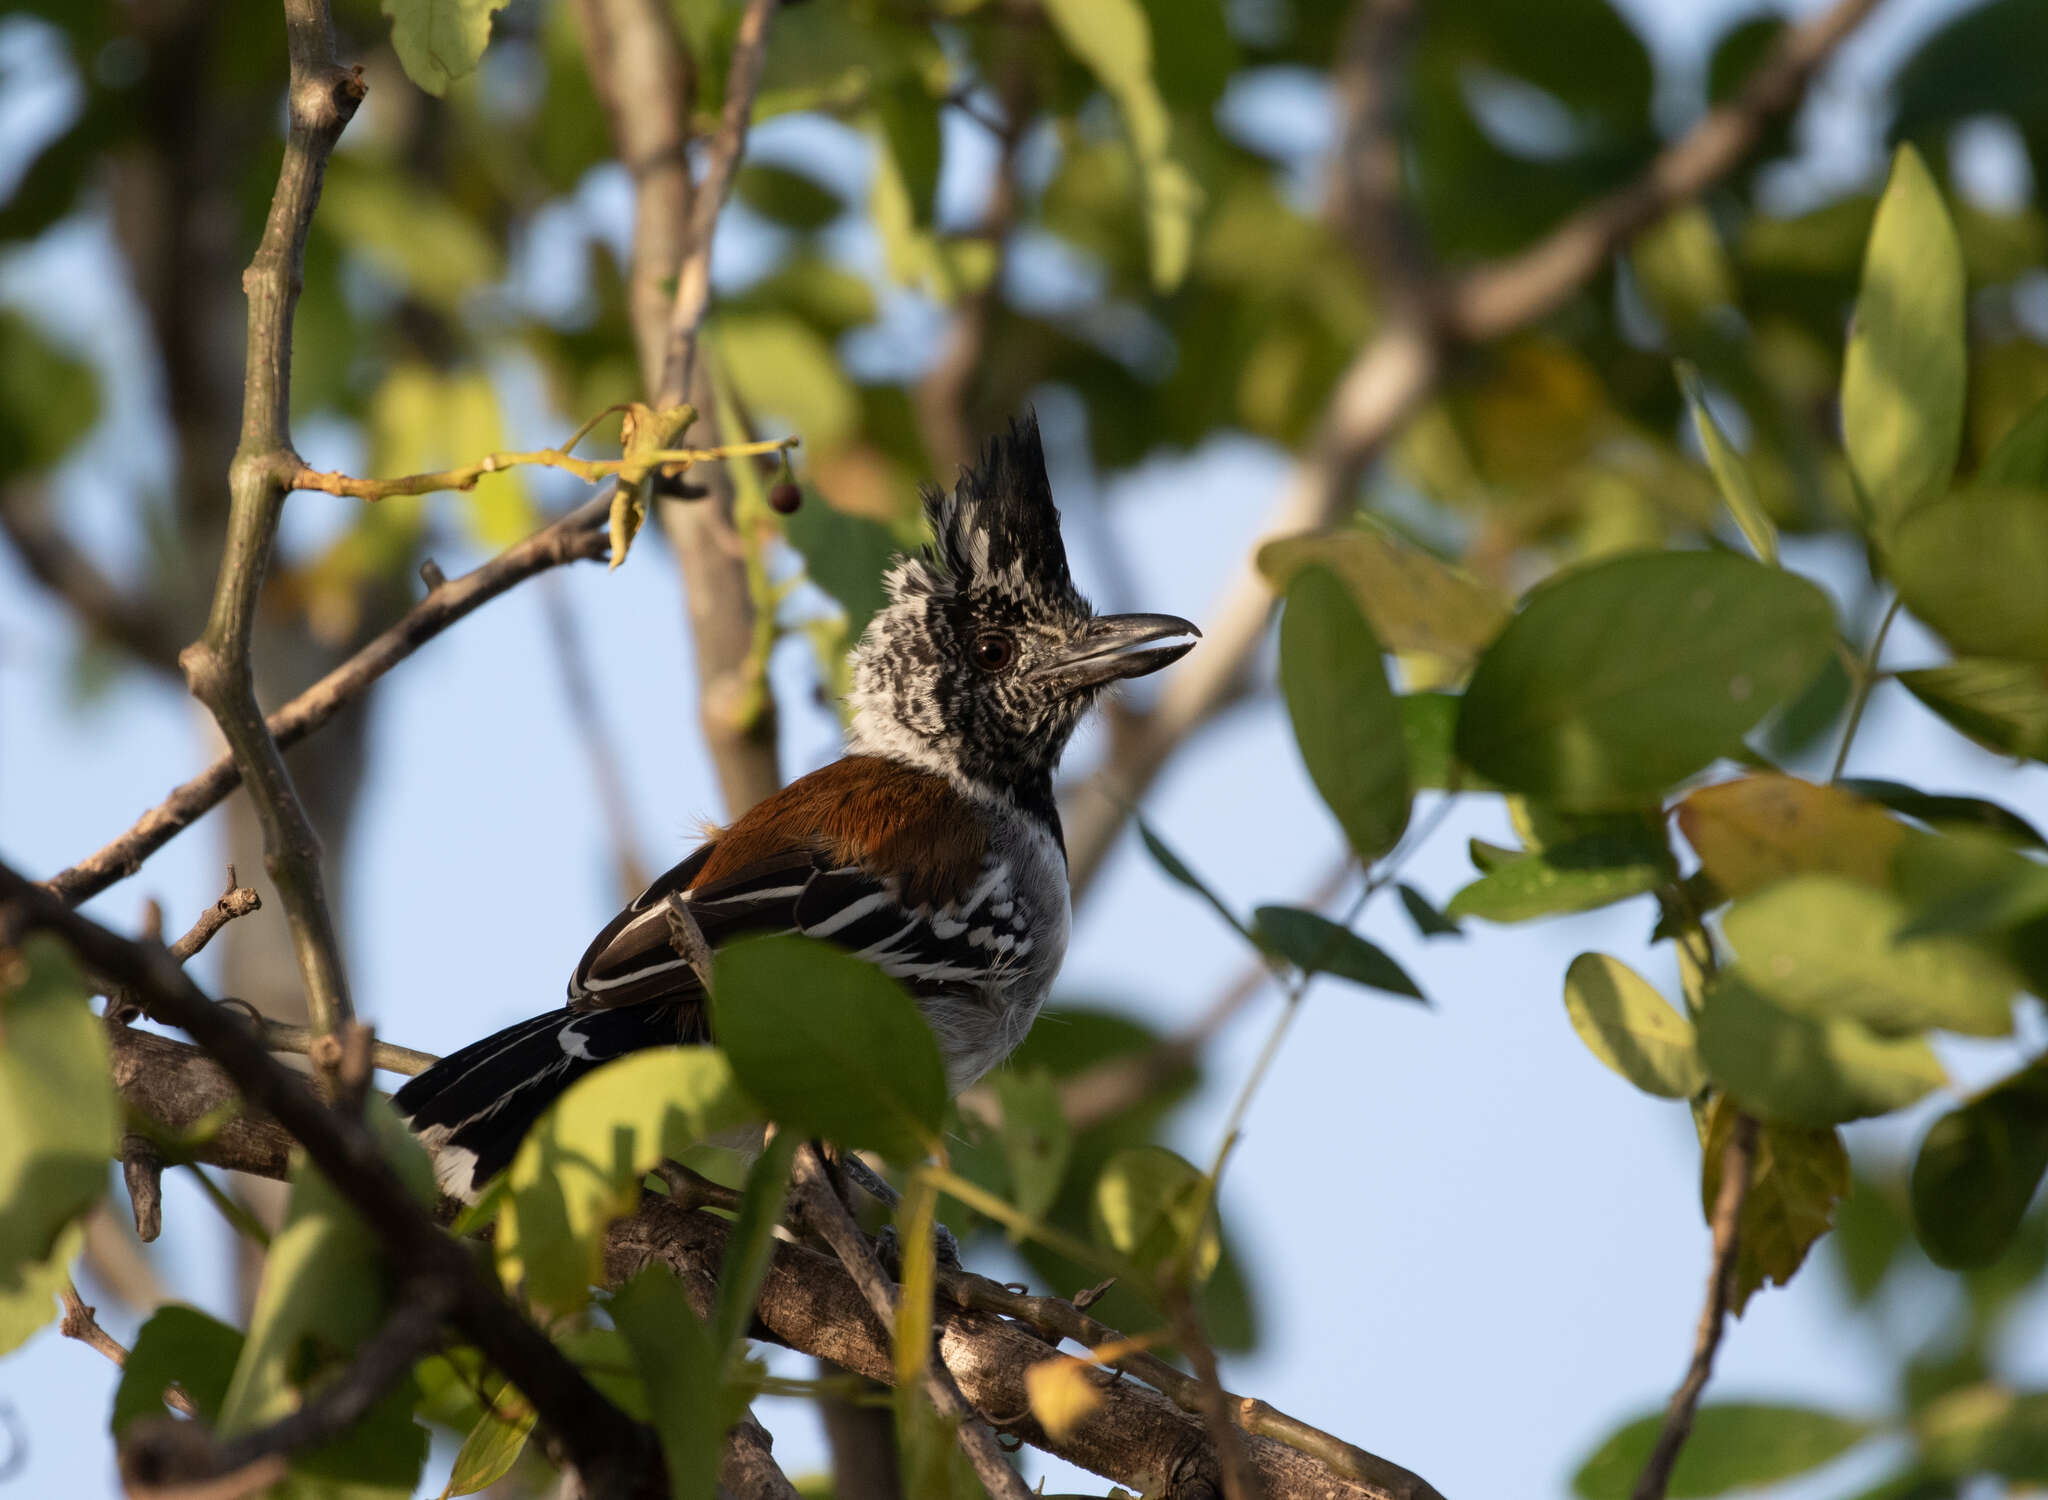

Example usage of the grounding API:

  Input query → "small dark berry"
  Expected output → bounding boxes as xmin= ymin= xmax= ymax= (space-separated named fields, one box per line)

xmin=768 ymin=480 xmax=803 ymax=515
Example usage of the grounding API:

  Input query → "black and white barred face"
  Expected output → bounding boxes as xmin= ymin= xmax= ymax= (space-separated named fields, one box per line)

xmin=848 ymin=415 xmax=1097 ymax=803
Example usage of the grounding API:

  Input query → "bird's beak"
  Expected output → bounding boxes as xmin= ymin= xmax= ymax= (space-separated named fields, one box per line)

xmin=1032 ymin=613 xmax=1201 ymax=694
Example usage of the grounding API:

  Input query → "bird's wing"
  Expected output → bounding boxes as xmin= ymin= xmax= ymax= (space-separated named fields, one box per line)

xmin=569 ymin=844 xmax=1037 ymax=1016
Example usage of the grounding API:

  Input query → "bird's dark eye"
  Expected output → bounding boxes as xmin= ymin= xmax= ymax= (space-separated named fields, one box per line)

xmin=972 ymin=631 xmax=1017 ymax=673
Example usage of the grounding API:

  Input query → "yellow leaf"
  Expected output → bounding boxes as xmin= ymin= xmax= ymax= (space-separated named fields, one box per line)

xmin=1677 ymin=775 xmax=1905 ymax=899
xmin=1024 ymin=1356 xmax=1104 ymax=1442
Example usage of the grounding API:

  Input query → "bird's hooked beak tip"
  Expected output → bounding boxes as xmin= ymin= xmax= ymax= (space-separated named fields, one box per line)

xmin=1034 ymin=612 xmax=1201 ymax=693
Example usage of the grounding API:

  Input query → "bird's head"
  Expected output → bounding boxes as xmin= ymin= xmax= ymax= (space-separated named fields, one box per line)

xmin=847 ymin=414 xmax=1198 ymax=808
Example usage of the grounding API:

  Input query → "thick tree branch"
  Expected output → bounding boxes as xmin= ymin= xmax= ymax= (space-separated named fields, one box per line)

xmin=1630 ymin=1113 xmax=1758 ymax=1500
xmin=1061 ymin=0 xmax=1884 ymax=896
xmin=95 ymin=1026 xmax=1440 ymax=1500
xmin=720 ymin=1414 xmax=804 ymax=1500
xmin=790 ymin=1145 xmax=1034 ymax=1500
xmin=42 ymin=495 xmax=610 ymax=909
xmin=608 ymin=1198 xmax=1443 ymax=1500
xmin=0 ymin=866 xmax=665 ymax=1499
xmin=0 ymin=483 xmax=182 ymax=673
xmin=174 ymin=0 xmax=365 ymax=1067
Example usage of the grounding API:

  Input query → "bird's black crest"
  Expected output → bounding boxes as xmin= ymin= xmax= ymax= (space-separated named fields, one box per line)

xmin=916 ymin=411 xmax=1076 ymax=601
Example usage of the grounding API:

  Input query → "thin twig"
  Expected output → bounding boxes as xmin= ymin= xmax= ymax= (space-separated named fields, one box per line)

xmin=289 ymin=435 xmax=792 ymax=500
xmin=167 ymin=876 xmax=262 ymax=962
xmin=261 ymin=1019 xmax=438 ymax=1077
xmin=1629 ymin=1113 xmax=1759 ymax=1500
xmin=789 ymin=1145 xmax=1034 ymax=1500
xmin=575 ymin=0 xmax=784 ymax=817
xmin=120 ymin=1278 xmax=458 ymax=1490
xmin=0 ymin=864 xmax=666 ymax=1496
xmin=1828 ymin=594 xmax=1902 ymax=783
xmin=1060 ymin=0 xmax=1886 ymax=900
xmin=658 ymin=0 xmax=776 ymax=402
xmin=57 ymin=1281 xmax=200 ymax=1417
xmin=41 ymin=495 xmax=611 ymax=909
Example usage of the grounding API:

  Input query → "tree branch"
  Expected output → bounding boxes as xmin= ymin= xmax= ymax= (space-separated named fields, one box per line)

xmin=1060 ymin=0 xmax=1884 ymax=897
xmin=576 ymin=0 xmax=784 ymax=818
xmin=1629 ymin=1113 xmax=1758 ymax=1500
xmin=608 ymin=1197 xmax=1444 ymax=1500
xmin=0 ymin=483 xmax=182 ymax=673
xmin=41 ymin=495 xmax=611 ymax=909
xmin=789 ymin=1145 xmax=1035 ymax=1500
xmin=93 ymin=1025 xmax=1441 ymax=1500
xmin=57 ymin=1281 xmax=200 ymax=1418
xmin=173 ymin=0 xmax=365 ymax=1070
xmin=0 ymin=865 xmax=666 ymax=1499
xmin=120 ymin=1278 xmax=458 ymax=1491
xmin=167 ymin=876 xmax=262 ymax=962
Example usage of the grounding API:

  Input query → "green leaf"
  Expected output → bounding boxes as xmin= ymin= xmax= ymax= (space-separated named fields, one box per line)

xmin=990 ymin=1070 xmax=1073 ymax=1229
xmin=709 ymin=1130 xmax=797 ymax=1364
xmin=381 ymin=0 xmax=509 ymax=96
xmin=1445 ymin=834 xmax=1666 ymax=923
xmin=1137 ymin=817 xmax=1252 ymax=941
xmin=216 ymin=1104 xmax=435 ymax=1498
xmin=1842 ymin=144 xmax=1966 ymax=530
xmin=0 ymin=1222 xmax=78 ymax=1357
xmin=0 ymin=936 xmax=116 ymax=1289
xmin=0 ymin=311 xmax=99 ymax=479
xmin=1899 ymin=659 xmax=2048 ymax=761
xmin=712 ymin=935 xmax=947 ymax=1162
xmin=497 ymin=1048 xmax=756 ymax=1312
xmin=1397 ymin=883 xmax=1462 ymax=939
xmin=1677 ymin=362 xmax=1777 ymax=564
xmin=1919 ymin=1386 xmax=2048 ymax=1483
xmin=783 ymin=496 xmax=899 ymax=642
xmin=1456 ymin=551 xmax=1836 ymax=809
xmin=1400 ymin=692 xmax=1500 ymax=792
xmin=735 ymin=163 xmax=844 ymax=231
xmin=444 ymin=1388 xmax=536 ymax=1498
xmin=1562 ymin=953 xmax=1704 ymax=1099
xmin=1831 ymin=1175 xmax=1910 ymax=1303
xmin=112 ymin=1305 xmax=243 ymax=1435
xmin=1040 ymin=0 xmax=1201 ymax=291
xmin=1981 ymin=390 xmax=2048 ymax=488
xmin=1249 ymin=906 xmax=1423 ymax=1000
xmin=1911 ymin=1055 xmax=2048 ymax=1270
xmin=1279 ymin=566 xmax=1411 ymax=860
xmin=1890 ymin=489 xmax=2048 ymax=659
xmin=1697 ymin=971 xmax=1947 ymax=1126
xmin=1091 ymin=1146 xmax=1219 ymax=1286
xmin=1573 ymin=1402 xmax=1871 ymax=1499
xmin=1701 ymin=1096 xmax=1850 ymax=1312
xmin=1677 ymin=774 xmax=1905 ymax=899
xmin=1840 ymin=776 xmax=2048 ymax=849
xmin=717 ymin=312 xmax=859 ymax=450
xmin=1721 ymin=874 xmax=2015 ymax=1035
xmin=1257 ymin=526 xmax=1511 ymax=667
xmin=611 ymin=1269 xmax=731 ymax=1500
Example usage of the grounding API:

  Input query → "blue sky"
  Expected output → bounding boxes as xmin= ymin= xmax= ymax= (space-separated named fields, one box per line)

xmin=4 ymin=0 xmax=2045 ymax=1496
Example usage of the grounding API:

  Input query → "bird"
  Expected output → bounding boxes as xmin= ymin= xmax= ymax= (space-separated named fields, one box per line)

xmin=395 ymin=413 xmax=1199 ymax=1199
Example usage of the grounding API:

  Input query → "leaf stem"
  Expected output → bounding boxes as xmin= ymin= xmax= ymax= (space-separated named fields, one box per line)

xmin=1828 ymin=593 xmax=1903 ymax=783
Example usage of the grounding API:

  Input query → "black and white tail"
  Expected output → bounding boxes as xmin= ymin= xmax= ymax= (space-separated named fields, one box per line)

xmin=393 ymin=1006 xmax=680 ymax=1199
